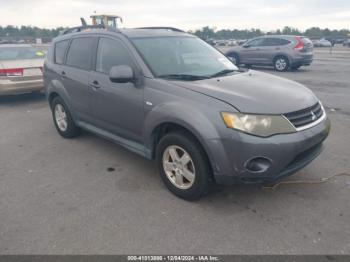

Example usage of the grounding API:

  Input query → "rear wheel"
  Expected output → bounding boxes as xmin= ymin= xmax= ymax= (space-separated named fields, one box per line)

xmin=156 ymin=132 xmax=211 ymax=200
xmin=51 ymin=96 xmax=81 ymax=138
xmin=274 ymin=56 xmax=289 ymax=72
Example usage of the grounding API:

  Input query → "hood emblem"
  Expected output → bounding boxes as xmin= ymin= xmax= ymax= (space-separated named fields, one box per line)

xmin=311 ymin=111 xmax=317 ymax=121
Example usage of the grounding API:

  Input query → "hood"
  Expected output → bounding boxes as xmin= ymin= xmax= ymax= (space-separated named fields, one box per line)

xmin=172 ymin=70 xmax=318 ymax=114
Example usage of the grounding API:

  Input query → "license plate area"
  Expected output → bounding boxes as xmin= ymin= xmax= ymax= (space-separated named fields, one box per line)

xmin=23 ymin=68 xmax=42 ymax=76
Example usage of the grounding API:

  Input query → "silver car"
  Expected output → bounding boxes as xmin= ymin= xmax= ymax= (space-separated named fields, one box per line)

xmin=0 ymin=44 xmax=45 ymax=95
xmin=225 ymin=35 xmax=313 ymax=71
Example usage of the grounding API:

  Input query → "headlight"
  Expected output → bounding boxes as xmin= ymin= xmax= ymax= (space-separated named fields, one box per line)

xmin=221 ymin=112 xmax=296 ymax=137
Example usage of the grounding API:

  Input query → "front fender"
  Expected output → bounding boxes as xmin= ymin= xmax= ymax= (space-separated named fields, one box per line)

xmin=143 ymin=101 xmax=229 ymax=174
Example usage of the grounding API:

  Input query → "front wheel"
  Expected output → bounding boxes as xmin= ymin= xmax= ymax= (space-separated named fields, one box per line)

xmin=274 ymin=56 xmax=289 ymax=72
xmin=156 ymin=132 xmax=211 ymax=200
xmin=227 ymin=53 xmax=239 ymax=65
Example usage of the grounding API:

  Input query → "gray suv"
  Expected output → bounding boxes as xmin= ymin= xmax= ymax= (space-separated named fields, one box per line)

xmin=44 ymin=27 xmax=330 ymax=200
xmin=225 ymin=35 xmax=313 ymax=71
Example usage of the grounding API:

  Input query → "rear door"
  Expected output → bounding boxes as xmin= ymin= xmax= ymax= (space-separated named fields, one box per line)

xmin=62 ymin=37 xmax=96 ymax=122
xmin=257 ymin=38 xmax=285 ymax=65
xmin=89 ymin=37 xmax=144 ymax=143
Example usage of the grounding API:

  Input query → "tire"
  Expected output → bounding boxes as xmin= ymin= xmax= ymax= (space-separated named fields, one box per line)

xmin=51 ymin=96 xmax=81 ymax=138
xmin=227 ymin=53 xmax=239 ymax=65
xmin=156 ymin=132 xmax=211 ymax=200
xmin=274 ymin=56 xmax=289 ymax=72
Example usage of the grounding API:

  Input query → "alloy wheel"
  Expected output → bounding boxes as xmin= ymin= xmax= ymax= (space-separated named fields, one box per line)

xmin=162 ymin=145 xmax=196 ymax=190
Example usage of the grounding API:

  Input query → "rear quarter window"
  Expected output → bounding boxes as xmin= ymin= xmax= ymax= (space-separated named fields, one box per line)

xmin=66 ymin=37 xmax=94 ymax=71
xmin=279 ymin=39 xmax=291 ymax=45
xmin=54 ymin=40 xmax=69 ymax=64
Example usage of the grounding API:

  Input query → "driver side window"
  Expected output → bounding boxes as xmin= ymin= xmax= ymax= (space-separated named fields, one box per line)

xmin=96 ymin=38 xmax=134 ymax=74
xmin=246 ymin=38 xmax=265 ymax=47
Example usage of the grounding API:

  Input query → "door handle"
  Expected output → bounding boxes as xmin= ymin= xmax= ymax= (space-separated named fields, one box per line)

xmin=90 ymin=80 xmax=101 ymax=89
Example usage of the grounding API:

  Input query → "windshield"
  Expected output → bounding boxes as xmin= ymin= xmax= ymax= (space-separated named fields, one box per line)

xmin=131 ymin=36 xmax=238 ymax=79
xmin=0 ymin=46 xmax=45 ymax=61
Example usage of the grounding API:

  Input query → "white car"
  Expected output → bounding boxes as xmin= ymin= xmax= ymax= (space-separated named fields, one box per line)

xmin=313 ymin=39 xmax=332 ymax=47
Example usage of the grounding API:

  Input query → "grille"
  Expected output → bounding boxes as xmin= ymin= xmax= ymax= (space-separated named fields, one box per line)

xmin=284 ymin=102 xmax=324 ymax=129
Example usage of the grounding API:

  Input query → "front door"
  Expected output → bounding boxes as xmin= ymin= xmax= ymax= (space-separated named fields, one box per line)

xmin=89 ymin=37 xmax=144 ymax=143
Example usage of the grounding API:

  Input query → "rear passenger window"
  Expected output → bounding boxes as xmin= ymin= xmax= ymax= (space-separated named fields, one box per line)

xmin=54 ymin=40 xmax=69 ymax=64
xmin=279 ymin=39 xmax=291 ymax=45
xmin=66 ymin=38 xmax=94 ymax=70
xmin=262 ymin=38 xmax=282 ymax=46
xmin=96 ymin=38 xmax=134 ymax=74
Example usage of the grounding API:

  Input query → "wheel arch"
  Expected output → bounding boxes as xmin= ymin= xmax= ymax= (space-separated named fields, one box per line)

xmin=273 ymin=53 xmax=291 ymax=65
xmin=46 ymin=80 xmax=77 ymax=121
xmin=149 ymin=121 xmax=215 ymax=180
xmin=226 ymin=51 xmax=240 ymax=63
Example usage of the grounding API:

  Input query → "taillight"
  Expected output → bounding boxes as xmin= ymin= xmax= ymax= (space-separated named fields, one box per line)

xmin=0 ymin=68 xmax=24 ymax=77
xmin=294 ymin=36 xmax=304 ymax=50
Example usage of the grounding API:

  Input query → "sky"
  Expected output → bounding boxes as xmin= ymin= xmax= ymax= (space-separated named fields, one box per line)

xmin=0 ymin=0 xmax=349 ymax=31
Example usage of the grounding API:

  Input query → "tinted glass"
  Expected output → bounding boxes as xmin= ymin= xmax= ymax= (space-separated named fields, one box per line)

xmin=96 ymin=38 xmax=133 ymax=74
xmin=54 ymin=40 xmax=69 ymax=64
xmin=0 ymin=46 xmax=45 ymax=61
xmin=262 ymin=38 xmax=282 ymax=46
xmin=279 ymin=39 xmax=291 ymax=45
xmin=66 ymin=38 xmax=94 ymax=70
xmin=246 ymin=38 xmax=265 ymax=47
xmin=132 ymin=37 xmax=237 ymax=77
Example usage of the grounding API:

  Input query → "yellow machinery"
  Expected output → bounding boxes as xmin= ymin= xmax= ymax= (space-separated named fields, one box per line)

xmin=90 ymin=14 xmax=123 ymax=28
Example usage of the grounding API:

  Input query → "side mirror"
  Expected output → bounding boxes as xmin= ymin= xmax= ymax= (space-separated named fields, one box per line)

xmin=109 ymin=65 xmax=134 ymax=83
xmin=243 ymin=44 xmax=250 ymax=48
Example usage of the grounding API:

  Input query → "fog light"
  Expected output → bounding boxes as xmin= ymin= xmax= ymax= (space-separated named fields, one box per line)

xmin=245 ymin=157 xmax=272 ymax=173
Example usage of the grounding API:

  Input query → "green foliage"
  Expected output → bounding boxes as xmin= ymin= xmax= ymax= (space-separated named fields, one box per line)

xmin=0 ymin=25 xmax=67 ymax=38
xmin=192 ymin=26 xmax=350 ymax=40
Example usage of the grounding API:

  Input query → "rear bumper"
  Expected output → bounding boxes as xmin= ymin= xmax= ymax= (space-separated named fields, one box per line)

xmin=209 ymin=116 xmax=330 ymax=185
xmin=291 ymin=56 xmax=313 ymax=66
xmin=0 ymin=78 xmax=43 ymax=95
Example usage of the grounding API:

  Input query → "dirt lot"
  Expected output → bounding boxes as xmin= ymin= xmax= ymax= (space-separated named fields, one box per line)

xmin=0 ymin=46 xmax=349 ymax=254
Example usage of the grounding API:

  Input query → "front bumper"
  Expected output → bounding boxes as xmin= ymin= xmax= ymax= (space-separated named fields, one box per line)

xmin=0 ymin=77 xmax=43 ymax=95
xmin=209 ymin=116 xmax=330 ymax=185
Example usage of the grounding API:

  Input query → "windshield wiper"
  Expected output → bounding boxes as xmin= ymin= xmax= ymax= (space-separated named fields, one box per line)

xmin=158 ymin=74 xmax=209 ymax=81
xmin=209 ymin=69 xmax=236 ymax=78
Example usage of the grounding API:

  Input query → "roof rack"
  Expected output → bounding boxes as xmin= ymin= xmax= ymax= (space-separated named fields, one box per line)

xmin=136 ymin=27 xmax=185 ymax=33
xmin=60 ymin=24 xmax=120 ymax=35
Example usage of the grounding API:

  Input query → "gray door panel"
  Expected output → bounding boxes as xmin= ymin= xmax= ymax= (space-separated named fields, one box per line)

xmin=89 ymin=72 xmax=144 ymax=143
xmin=62 ymin=66 xmax=93 ymax=121
xmin=89 ymin=37 xmax=144 ymax=143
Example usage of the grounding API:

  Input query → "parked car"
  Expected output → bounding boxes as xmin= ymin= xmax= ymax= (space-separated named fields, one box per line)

xmin=313 ymin=39 xmax=332 ymax=47
xmin=0 ymin=44 xmax=45 ymax=95
xmin=225 ymin=35 xmax=313 ymax=71
xmin=227 ymin=39 xmax=238 ymax=46
xmin=343 ymin=39 xmax=350 ymax=47
xmin=44 ymin=27 xmax=330 ymax=200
